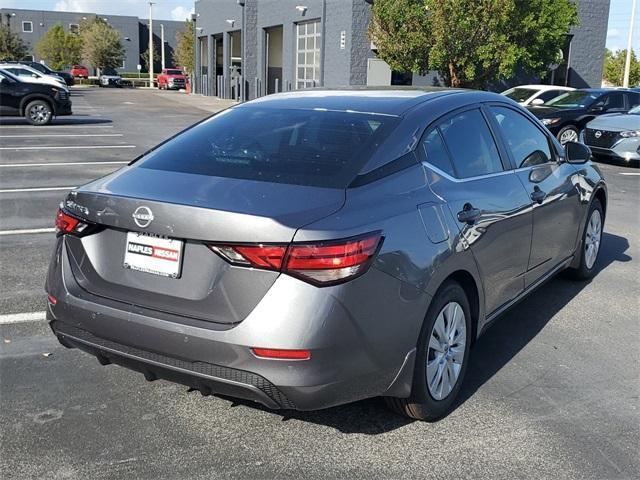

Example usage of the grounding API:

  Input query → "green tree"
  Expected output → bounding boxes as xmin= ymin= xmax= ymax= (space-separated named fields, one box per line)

xmin=369 ymin=0 xmax=579 ymax=89
xmin=173 ymin=20 xmax=194 ymax=75
xmin=0 ymin=24 xmax=29 ymax=62
xmin=35 ymin=24 xmax=82 ymax=70
xmin=80 ymin=17 xmax=125 ymax=72
xmin=603 ymin=48 xmax=640 ymax=87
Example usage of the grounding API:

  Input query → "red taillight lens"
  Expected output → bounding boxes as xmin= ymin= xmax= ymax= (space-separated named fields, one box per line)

xmin=209 ymin=232 xmax=382 ymax=286
xmin=55 ymin=208 xmax=90 ymax=235
xmin=251 ymin=347 xmax=311 ymax=360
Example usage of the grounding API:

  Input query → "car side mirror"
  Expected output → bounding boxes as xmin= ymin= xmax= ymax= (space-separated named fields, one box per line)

xmin=531 ymin=98 xmax=545 ymax=106
xmin=565 ymin=141 xmax=591 ymax=164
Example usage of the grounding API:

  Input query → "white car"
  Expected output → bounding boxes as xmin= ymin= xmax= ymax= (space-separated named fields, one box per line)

xmin=0 ymin=64 xmax=69 ymax=92
xmin=501 ymin=84 xmax=574 ymax=106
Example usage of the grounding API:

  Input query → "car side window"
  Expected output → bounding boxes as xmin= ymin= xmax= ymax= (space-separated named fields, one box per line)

xmin=537 ymin=90 xmax=563 ymax=103
xmin=627 ymin=92 xmax=640 ymax=108
xmin=419 ymin=128 xmax=456 ymax=177
xmin=438 ymin=109 xmax=503 ymax=178
xmin=491 ymin=106 xmax=553 ymax=168
xmin=595 ymin=93 xmax=624 ymax=110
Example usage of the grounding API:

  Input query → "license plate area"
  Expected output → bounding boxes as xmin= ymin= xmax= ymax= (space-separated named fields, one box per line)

xmin=123 ymin=232 xmax=183 ymax=278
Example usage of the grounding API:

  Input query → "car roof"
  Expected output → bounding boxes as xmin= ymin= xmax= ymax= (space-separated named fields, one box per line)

xmin=239 ymin=87 xmax=476 ymax=116
xmin=511 ymin=84 xmax=574 ymax=91
xmin=0 ymin=63 xmax=40 ymax=73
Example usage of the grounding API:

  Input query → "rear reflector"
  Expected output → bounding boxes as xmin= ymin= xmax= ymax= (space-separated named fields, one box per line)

xmin=208 ymin=232 xmax=382 ymax=286
xmin=251 ymin=347 xmax=311 ymax=360
xmin=47 ymin=294 xmax=58 ymax=305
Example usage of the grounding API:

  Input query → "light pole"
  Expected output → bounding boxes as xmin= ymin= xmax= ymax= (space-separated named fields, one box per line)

xmin=160 ymin=23 xmax=165 ymax=70
xmin=149 ymin=2 xmax=155 ymax=88
xmin=623 ymin=0 xmax=637 ymax=88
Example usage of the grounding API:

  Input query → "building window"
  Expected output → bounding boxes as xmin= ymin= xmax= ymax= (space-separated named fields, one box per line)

xmin=295 ymin=20 xmax=321 ymax=89
xmin=69 ymin=23 xmax=79 ymax=34
xmin=22 ymin=21 xmax=33 ymax=33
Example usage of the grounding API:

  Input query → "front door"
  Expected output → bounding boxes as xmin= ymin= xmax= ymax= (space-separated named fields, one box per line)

xmin=487 ymin=105 xmax=583 ymax=287
xmin=419 ymin=107 xmax=532 ymax=315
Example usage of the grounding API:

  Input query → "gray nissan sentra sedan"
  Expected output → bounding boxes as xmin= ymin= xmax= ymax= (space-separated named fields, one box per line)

xmin=46 ymin=89 xmax=607 ymax=421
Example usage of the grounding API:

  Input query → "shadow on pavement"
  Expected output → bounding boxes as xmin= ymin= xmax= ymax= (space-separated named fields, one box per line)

xmin=208 ymin=232 xmax=630 ymax=434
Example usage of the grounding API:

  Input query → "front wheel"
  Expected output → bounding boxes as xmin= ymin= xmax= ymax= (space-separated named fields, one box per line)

xmin=385 ymin=281 xmax=472 ymax=421
xmin=557 ymin=125 xmax=579 ymax=145
xmin=567 ymin=199 xmax=604 ymax=280
xmin=25 ymin=100 xmax=53 ymax=126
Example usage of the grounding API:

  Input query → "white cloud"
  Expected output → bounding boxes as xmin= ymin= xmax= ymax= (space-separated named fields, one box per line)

xmin=607 ymin=28 xmax=620 ymax=39
xmin=170 ymin=5 xmax=194 ymax=22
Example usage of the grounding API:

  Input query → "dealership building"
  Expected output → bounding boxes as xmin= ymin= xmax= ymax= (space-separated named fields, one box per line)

xmin=0 ymin=7 xmax=185 ymax=73
xmin=193 ymin=0 xmax=610 ymax=100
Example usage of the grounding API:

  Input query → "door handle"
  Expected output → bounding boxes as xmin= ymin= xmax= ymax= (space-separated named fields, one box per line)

xmin=457 ymin=204 xmax=481 ymax=224
xmin=531 ymin=186 xmax=547 ymax=204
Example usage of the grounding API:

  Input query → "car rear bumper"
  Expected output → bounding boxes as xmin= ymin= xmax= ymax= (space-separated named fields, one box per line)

xmin=46 ymin=236 xmax=427 ymax=410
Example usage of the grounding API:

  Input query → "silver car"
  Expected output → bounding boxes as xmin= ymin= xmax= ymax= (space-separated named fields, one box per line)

xmin=47 ymin=89 xmax=607 ymax=421
xmin=582 ymin=106 xmax=640 ymax=163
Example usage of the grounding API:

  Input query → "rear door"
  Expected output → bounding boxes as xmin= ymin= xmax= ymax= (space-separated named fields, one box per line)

xmin=0 ymin=72 xmax=21 ymax=115
xmin=487 ymin=104 xmax=582 ymax=287
xmin=419 ymin=107 xmax=532 ymax=315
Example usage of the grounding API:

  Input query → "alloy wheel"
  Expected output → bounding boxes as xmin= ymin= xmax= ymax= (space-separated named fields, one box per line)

xmin=585 ymin=209 xmax=602 ymax=270
xmin=559 ymin=129 xmax=578 ymax=145
xmin=29 ymin=104 xmax=51 ymax=124
xmin=426 ymin=301 xmax=466 ymax=401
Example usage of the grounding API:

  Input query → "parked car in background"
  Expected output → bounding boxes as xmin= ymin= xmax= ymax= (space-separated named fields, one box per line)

xmin=582 ymin=105 xmax=640 ymax=164
xmin=157 ymin=68 xmax=187 ymax=90
xmin=99 ymin=67 xmax=123 ymax=87
xmin=0 ymin=63 xmax=69 ymax=91
xmin=528 ymin=88 xmax=640 ymax=144
xmin=0 ymin=68 xmax=72 ymax=125
xmin=47 ymin=88 xmax=606 ymax=421
xmin=5 ymin=60 xmax=75 ymax=86
xmin=70 ymin=65 xmax=89 ymax=79
xmin=501 ymin=84 xmax=574 ymax=106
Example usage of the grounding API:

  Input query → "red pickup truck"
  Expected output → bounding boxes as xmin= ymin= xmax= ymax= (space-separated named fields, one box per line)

xmin=70 ymin=65 xmax=89 ymax=79
xmin=157 ymin=68 xmax=188 ymax=90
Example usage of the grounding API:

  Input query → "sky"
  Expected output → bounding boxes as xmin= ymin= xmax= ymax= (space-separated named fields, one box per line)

xmin=1 ymin=0 xmax=638 ymax=52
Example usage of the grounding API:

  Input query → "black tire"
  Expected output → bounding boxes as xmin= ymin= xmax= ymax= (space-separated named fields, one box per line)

xmin=567 ymin=199 xmax=604 ymax=280
xmin=24 ymin=99 xmax=53 ymax=126
xmin=385 ymin=281 xmax=472 ymax=421
xmin=556 ymin=125 xmax=580 ymax=145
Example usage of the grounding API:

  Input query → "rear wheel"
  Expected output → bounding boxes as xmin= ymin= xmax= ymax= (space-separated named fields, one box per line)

xmin=25 ymin=100 xmax=53 ymax=126
xmin=567 ymin=199 xmax=603 ymax=280
xmin=385 ymin=281 xmax=472 ymax=421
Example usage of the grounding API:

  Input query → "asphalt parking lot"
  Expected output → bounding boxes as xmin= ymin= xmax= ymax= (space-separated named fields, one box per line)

xmin=1 ymin=87 xmax=639 ymax=479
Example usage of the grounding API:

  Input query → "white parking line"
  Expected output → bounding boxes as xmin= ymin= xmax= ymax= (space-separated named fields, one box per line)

xmin=0 ymin=161 xmax=128 ymax=168
xmin=0 ymin=186 xmax=75 ymax=193
xmin=0 ymin=124 xmax=113 ymax=129
xmin=619 ymin=172 xmax=640 ymax=176
xmin=0 ymin=145 xmax=135 ymax=150
xmin=0 ymin=134 xmax=123 ymax=138
xmin=0 ymin=228 xmax=56 ymax=236
xmin=0 ymin=311 xmax=46 ymax=324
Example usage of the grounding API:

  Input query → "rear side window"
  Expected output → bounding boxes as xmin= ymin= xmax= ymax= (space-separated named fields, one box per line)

xmin=420 ymin=128 xmax=455 ymax=177
xmin=491 ymin=106 xmax=552 ymax=168
xmin=438 ymin=109 xmax=503 ymax=178
xmin=137 ymin=107 xmax=399 ymax=188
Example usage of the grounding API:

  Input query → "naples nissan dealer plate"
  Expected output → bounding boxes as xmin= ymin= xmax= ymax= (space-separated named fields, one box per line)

xmin=123 ymin=232 xmax=183 ymax=278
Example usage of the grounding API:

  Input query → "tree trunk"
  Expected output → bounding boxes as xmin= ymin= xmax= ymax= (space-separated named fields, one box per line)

xmin=448 ymin=62 xmax=461 ymax=88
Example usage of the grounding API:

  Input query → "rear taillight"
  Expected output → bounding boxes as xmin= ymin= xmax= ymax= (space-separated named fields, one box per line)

xmin=55 ymin=208 xmax=91 ymax=236
xmin=209 ymin=232 xmax=382 ymax=286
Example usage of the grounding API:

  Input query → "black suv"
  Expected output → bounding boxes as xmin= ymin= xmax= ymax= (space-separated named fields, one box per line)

xmin=4 ymin=60 xmax=75 ymax=86
xmin=527 ymin=88 xmax=640 ymax=145
xmin=0 ymin=69 xmax=72 ymax=125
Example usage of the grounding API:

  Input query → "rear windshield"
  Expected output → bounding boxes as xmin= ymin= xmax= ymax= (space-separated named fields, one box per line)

xmin=165 ymin=69 xmax=183 ymax=75
xmin=503 ymin=88 xmax=537 ymax=102
xmin=137 ymin=106 xmax=399 ymax=188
